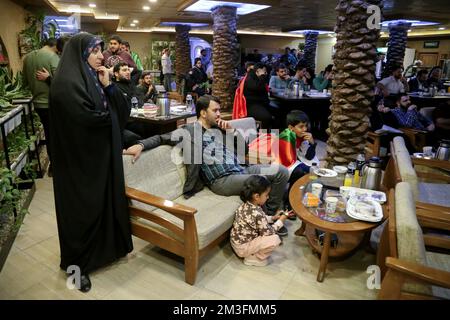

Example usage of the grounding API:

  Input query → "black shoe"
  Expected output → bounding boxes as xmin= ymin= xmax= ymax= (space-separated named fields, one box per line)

xmin=47 ymin=163 xmax=52 ymax=177
xmin=277 ymin=226 xmax=288 ymax=237
xmin=79 ymin=274 xmax=92 ymax=293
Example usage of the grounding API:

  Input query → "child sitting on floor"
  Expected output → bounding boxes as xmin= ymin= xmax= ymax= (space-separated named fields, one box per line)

xmin=230 ymin=175 xmax=288 ymax=266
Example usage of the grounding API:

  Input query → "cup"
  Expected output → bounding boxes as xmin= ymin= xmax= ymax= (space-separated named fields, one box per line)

xmin=299 ymin=89 xmax=304 ymax=97
xmin=323 ymin=89 xmax=327 ymax=94
xmin=311 ymin=183 xmax=323 ymax=198
xmin=423 ymin=146 xmax=433 ymax=157
xmin=325 ymin=197 xmax=338 ymax=214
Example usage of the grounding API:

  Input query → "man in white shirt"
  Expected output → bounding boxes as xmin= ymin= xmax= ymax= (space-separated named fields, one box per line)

xmin=161 ymin=48 xmax=172 ymax=92
xmin=376 ymin=65 xmax=409 ymax=97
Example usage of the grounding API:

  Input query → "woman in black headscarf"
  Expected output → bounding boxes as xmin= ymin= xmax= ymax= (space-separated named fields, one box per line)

xmin=49 ymin=33 xmax=133 ymax=292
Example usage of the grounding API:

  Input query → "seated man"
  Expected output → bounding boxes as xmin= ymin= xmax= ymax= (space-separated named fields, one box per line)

xmin=135 ymin=71 xmax=156 ymax=105
xmin=288 ymin=62 xmax=308 ymax=91
xmin=112 ymin=62 xmax=142 ymax=148
xmin=408 ymin=69 xmax=428 ymax=92
xmin=269 ymin=63 xmax=293 ymax=110
xmin=124 ymin=95 xmax=290 ymax=235
xmin=376 ymin=65 xmax=409 ymax=107
xmin=391 ymin=94 xmax=435 ymax=132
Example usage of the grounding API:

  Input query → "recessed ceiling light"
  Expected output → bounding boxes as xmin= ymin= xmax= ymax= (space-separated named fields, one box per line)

xmin=184 ymin=1 xmax=270 ymax=15
xmin=439 ymin=27 xmax=446 ymax=30
xmin=380 ymin=19 xmax=439 ymax=27
xmin=133 ymin=20 xmax=139 ymax=23
xmin=89 ymin=3 xmax=96 ymax=8
xmin=149 ymin=0 xmax=157 ymax=2
xmin=408 ymin=29 xmax=412 ymax=32
xmin=130 ymin=23 xmax=136 ymax=27
xmin=143 ymin=6 xmax=150 ymax=10
xmin=289 ymin=29 xmax=334 ymax=35
xmin=160 ymin=22 xmax=209 ymax=27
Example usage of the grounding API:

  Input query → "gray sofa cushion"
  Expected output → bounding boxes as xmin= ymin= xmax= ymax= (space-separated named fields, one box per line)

xmin=418 ymin=182 xmax=450 ymax=207
xmin=133 ymin=188 xmax=242 ymax=249
xmin=123 ymin=145 xmax=186 ymax=212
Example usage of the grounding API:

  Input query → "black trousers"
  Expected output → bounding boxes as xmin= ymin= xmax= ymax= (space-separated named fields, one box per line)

xmin=35 ymin=107 xmax=51 ymax=163
xmin=246 ymin=102 xmax=281 ymax=130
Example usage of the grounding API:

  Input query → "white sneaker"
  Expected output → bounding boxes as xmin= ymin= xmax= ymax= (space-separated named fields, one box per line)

xmin=243 ymin=255 xmax=269 ymax=267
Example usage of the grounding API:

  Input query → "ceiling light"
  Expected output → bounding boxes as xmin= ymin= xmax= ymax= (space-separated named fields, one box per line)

xmin=149 ymin=0 xmax=157 ymax=2
xmin=143 ymin=5 xmax=150 ymax=10
xmin=130 ymin=23 xmax=136 ymax=27
xmin=380 ymin=19 xmax=439 ymax=27
xmin=184 ymin=1 xmax=270 ymax=15
xmin=289 ymin=29 xmax=334 ymax=35
xmin=160 ymin=22 xmax=209 ymax=27
xmin=133 ymin=20 xmax=139 ymax=23
xmin=439 ymin=27 xmax=446 ymax=30
xmin=89 ymin=3 xmax=96 ymax=8
xmin=408 ymin=29 xmax=412 ymax=32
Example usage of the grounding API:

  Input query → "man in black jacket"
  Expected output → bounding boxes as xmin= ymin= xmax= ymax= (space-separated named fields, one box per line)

xmin=113 ymin=62 xmax=142 ymax=147
xmin=135 ymin=71 xmax=156 ymax=105
xmin=408 ymin=69 xmax=428 ymax=92
xmin=123 ymin=95 xmax=289 ymax=216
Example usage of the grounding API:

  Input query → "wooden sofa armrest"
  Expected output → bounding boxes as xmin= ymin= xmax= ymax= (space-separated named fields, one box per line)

xmin=412 ymin=157 xmax=450 ymax=171
xmin=126 ymin=186 xmax=197 ymax=219
xmin=399 ymin=128 xmax=427 ymax=151
xmin=416 ymin=204 xmax=450 ymax=231
xmin=385 ymin=257 xmax=450 ymax=289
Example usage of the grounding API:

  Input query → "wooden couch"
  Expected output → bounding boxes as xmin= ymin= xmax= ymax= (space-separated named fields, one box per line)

xmin=122 ymin=118 xmax=257 ymax=285
xmin=377 ymin=183 xmax=450 ymax=299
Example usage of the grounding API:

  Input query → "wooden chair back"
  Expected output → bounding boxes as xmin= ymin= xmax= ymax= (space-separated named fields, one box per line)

xmin=382 ymin=142 xmax=402 ymax=191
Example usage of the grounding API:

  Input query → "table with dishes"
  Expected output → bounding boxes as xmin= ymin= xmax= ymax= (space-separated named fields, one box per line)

xmin=407 ymin=92 xmax=450 ymax=109
xmin=289 ymin=170 xmax=387 ymax=282
xmin=129 ymin=101 xmax=196 ymax=137
xmin=271 ymin=90 xmax=332 ymax=139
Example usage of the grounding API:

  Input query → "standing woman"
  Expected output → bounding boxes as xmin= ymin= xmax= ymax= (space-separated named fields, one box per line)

xmin=49 ymin=33 xmax=133 ymax=292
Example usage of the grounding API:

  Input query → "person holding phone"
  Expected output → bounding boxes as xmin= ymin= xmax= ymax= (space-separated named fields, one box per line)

xmin=49 ymin=33 xmax=133 ymax=293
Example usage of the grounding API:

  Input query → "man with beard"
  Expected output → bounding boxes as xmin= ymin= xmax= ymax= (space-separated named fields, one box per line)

xmin=113 ymin=62 xmax=142 ymax=147
xmin=103 ymin=35 xmax=137 ymax=71
xmin=136 ymin=71 xmax=156 ymax=105
xmin=376 ymin=65 xmax=409 ymax=107
xmin=391 ymin=94 xmax=435 ymax=132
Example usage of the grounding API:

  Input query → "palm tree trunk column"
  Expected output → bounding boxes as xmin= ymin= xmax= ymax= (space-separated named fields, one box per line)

xmin=382 ymin=21 xmax=411 ymax=78
xmin=175 ymin=24 xmax=192 ymax=94
xmin=302 ymin=31 xmax=319 ymax=71
xmin=326 ymin=0 xmax=382 ymax=165
xmin=211 ymin=6 xmax=238 ymax=110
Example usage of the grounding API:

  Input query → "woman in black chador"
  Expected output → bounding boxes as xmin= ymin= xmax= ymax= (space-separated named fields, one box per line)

xmin=49 ymin=33 xmax=133 ymax=292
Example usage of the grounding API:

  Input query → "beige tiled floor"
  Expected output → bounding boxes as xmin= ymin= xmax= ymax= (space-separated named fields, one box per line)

xmin=0 ymin=177 xmax=379 ymax=300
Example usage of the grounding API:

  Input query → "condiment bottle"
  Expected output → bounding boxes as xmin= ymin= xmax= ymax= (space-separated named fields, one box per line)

xmin=353 ymin=154 xmax=366 ymax=188
xmin=309 ymin=162 xmax=318 ymax=180
xmin=344 ymin=162 xmax=355 ymax=187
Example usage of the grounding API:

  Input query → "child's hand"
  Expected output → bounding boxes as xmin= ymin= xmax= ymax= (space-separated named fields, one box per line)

xmin=300 ymin=132 xmax=314 ymax=144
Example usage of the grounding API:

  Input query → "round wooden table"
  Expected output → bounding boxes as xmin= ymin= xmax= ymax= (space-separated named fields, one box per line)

xmin=289 ymin=175 xmax=388 ymax=282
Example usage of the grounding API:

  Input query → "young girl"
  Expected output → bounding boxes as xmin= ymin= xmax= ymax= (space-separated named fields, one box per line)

xmin=230 ymin=176 xmax=288 ymax=266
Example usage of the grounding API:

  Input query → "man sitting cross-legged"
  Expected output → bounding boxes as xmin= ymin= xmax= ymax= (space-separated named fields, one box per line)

xmin=123 ymin=95 xmax=290 ymax=236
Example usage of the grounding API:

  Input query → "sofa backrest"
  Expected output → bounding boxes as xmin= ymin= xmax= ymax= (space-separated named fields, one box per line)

xmin=123 ymin=145 xmax=186 ymax=205
xmin=228 ymin=117 xmax=257 ymax=143
xmin=394 ymin=182 xmax=432 ymax=296
xmin=392 ymin=136 xmax=419 ymax=200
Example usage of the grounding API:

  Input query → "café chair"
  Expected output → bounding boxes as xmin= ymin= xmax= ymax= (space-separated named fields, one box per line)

xmin=377 ymin=183 xmax=450 ymax=300
xmin=168 ymin=91 xmax=184 ymax=103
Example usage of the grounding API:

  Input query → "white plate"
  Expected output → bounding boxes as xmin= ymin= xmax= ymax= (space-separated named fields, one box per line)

xmin=340 ymin=186 xmax=386 ymax=203
xmin=413 ymin=152 xmax=435 ymax=159
xmin=346 ymin=197 xmax=383 ymax=222
xmin=314 ymin=168 xmax=337 ymax=177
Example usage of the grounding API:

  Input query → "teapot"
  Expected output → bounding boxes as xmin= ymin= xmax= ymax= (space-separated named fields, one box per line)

xmin=435 ymin=140 xmax=450 ymax=161
xmin=156 ymin=93 xmax=170 ymax=117
xmin=360 ymin=157 xmax=383 ymax=191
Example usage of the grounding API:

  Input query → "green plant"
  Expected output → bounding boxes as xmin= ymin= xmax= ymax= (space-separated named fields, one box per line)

xmin=22 ymin=159 xmax=38 ymax=181
xmin=0 ymin=168 xmax=27 ymax=245
xmin=18 ymin=13 xmax=45 ymax=57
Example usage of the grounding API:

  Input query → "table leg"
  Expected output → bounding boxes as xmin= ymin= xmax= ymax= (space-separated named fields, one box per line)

xmin=295 ymin=220 xmax=306 ymax=236
xmin=317 ymin=231 xmax=331 ymax=282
